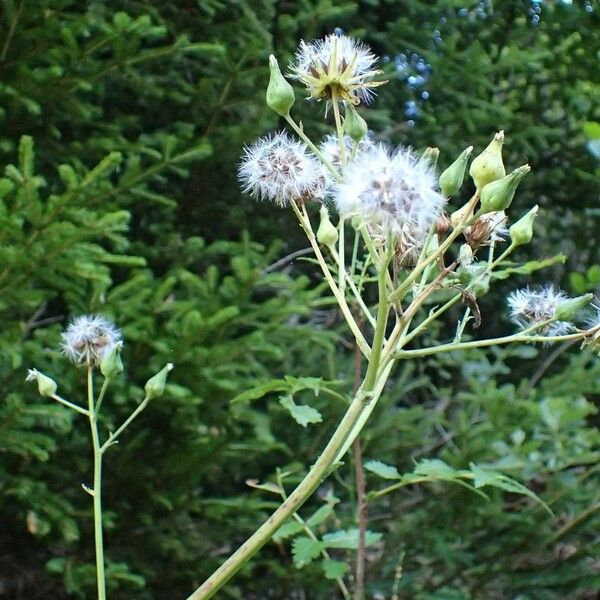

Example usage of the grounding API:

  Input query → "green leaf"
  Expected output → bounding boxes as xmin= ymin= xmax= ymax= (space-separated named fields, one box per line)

xmin=493 ymin=255 xmax=566 ymax=280
xmin=273 ymin=520 xmax=304 ymax=543
xmin=322 ymin=558 xmax=349 ymax=580
xmin=292 ymin=536 xmax=323 ymax=568
xmin=469 ymin=464 xmax=552 ymax=515
xmin=322 ymin=528 xmax=382 ymax=550
xmin=364 ymin=460 xmax=402 ymax=480
xmin=413 ymin=459 xmax=461 ymax=480
xmin=279 ymin=395 xmax=322 ymax=427
xmin=306 ymin=504 xmax=334 ymax=528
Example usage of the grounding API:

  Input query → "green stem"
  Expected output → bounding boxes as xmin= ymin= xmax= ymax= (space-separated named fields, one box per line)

xmin=292 ymin=201 xmax=371 ymax=358
xmin=186 ymin=258 xmax=393 ymax=600
xmin=95 ymin=378 xmax=110 ymax=414
xmin=284 ymin=115 xmax=341 ymax=180
xmin=50 ymin=393 xmax=89 ymax=416
xmin=396 ymin=329 xmax=587 ymax=359
xmin=101 ymin=396 xmax=150 ymax=454
xmin=87 ymin=368 xmax=107 ymax=600
xmin=331 ymin=90 xmax=347 ymax=165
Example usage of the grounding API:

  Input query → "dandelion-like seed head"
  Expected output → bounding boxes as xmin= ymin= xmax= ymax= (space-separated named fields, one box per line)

xmin=507 ymin=286 xmax=572 ymax=336
xmin=289 ymin=34 xmax=385 ymax=105
xmin=464 ymin=211 xmax=508 ymax=249
xmin=319 ymin=134 xmax=374 ymax=170
xmin=333 ymin=144 xmax=446 ymax=261
xmin=238 ymin=132 xmax=326 ymax=206
xmin=61 ymin=315 xmax=122 ymax=367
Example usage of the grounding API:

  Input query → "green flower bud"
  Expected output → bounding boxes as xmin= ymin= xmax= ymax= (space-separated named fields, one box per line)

xmin=100 ymin=343 xmax=123 ymax=379
xmin=26 ymin=368 xmax=57 ymax=398
xmin=439 ymin=146 xmax=473 ymax=197
xmin=509 ymin=205 xmax=539 ymax=247
xmin=480 ymin=164 xmax=530 ymax=213
xmin=317 ymin=206 xmax=338 ymax=248
xmin=344 ymin=105 xmax=368 ymax=143
xmin=554 ymin=293 xmax=593 ymax=322
xmin=266 ymin=55 xmax=295 ymax=117
xmin=421 ymin=147 xmax=440 ymax=169
xmin=144 ymin=363 xmax=174 ymax=400
xmin=469 ymin=131 xmax=506 ymax=190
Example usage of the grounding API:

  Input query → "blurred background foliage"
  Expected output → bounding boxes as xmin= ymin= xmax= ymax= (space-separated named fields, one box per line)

xmin=0 ymin=0 xmax=598 ymax=598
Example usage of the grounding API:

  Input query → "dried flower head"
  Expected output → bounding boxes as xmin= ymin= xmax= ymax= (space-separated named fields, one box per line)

xmin=464 ymin=211 xmax=508 ymax=249
xmin=507 ymin=286 xmax=572 ymax=335
xmin=61 ymin=315 xmax=122 ymax=366
xmin=289 ymin=34 xmax=385 ymax=105
xmin=333 ymin=144 xmax=446 ymax=259
xmin=239 ymin=132 xmax=326 ymax=206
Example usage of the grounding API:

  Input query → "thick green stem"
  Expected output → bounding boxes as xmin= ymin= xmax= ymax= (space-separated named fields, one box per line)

xmin=187 ymin=262 xmax=393 ymax=600
xmin=331 ymin=90 xmax=347 ymax=165
xmin=87 ymin=368 xmax=107 ymax=600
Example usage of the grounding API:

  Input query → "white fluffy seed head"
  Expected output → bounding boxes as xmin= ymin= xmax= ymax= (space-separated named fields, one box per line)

xmin=289 ymin=34 xmax=384 ymax=105
xmin=319 ymin=134 xmax=374 ymax=170
xmin=507 ymin=286 xmax=573 ymax=335
xmin=333 ymin=144 xmax=446 ymax=258
xmin=238 ymin=132 xmax=326 ymax=206
xmin=61 ymin=315 xmax=122 ymax=367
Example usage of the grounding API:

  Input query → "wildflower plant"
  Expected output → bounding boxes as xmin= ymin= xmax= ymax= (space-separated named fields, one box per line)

xmin=185 ymin=33 xmax=600 ymax=600
xmin=24 ymin=31 xmax=600 ymax=600
xmin=27 ymin=315 xmax=173 ymax=600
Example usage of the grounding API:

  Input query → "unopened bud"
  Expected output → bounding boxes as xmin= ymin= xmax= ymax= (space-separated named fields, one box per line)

xmin=100 ymin=343 xmax=123 ymax=379
xmin=554 ymin=293 xmax=593 ymax=322
xmin=470 ymin=131 xmax=505 ymax=190
xmin=266 ymin=55 xmax=295 ymax=117
xmin=26 ymin=368 xmax=57 ymax=397
xmin=436 ymin=212 xmax=452 ymax=236
xmin=421 ymin=147 xmax=440 ymax=169
xmin=144 ymin=363 xmax=174 ymax=400
xmin=317 ymin=206 xmax=338 ymax=248
xmin=480 ymin=164 xmax=530 ymax=213
xmin=509 ymin=205 xmax=539 ymax=247
xmin=344 ymin=105 xmax=368 ymax=143
xmin=439 ymin=146 xmax=473 ymax=197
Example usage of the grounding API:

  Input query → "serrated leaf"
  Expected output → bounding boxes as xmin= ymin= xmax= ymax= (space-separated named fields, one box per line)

xmin=273 ymin=520 xmax=304 ymax=543
xmin=322 ymin=528 xmax=382 ymax=550
xmin=470 ymin=464 xmax=552 ymax=514
xmin=306 ymin=504 xmax=334 ymax=528
xmin=364 ymin=460 xmax=402 ymax=480
xmin=279 ymin=395 xmax=322 ymax=427
xmin=292 ymin=536 xmax=323 ymax=568
xmin=413 ymin=459 xmax=461 ymax=480
xmin=322 ymin=558 xmax=349 ymax=580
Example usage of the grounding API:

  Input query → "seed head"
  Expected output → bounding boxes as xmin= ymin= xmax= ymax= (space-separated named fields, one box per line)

xmin=319 ymin=133 xmax=374 ymax=169
xmin=239 ymin=132 xmax=326 ymax=206
xmin=289 ymin=34 xmax=385 ymax=105
xmin=507 ymin=286 xmax=573 ymax=336
xmin=333 ymin=144 xmax=446 ymax=258
xmin=61 ymin=315 xmax=122 ymax=367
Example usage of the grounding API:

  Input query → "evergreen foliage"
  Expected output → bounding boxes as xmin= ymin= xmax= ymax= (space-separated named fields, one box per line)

xmin=0 ymin=1 xmax=598 ymax=598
